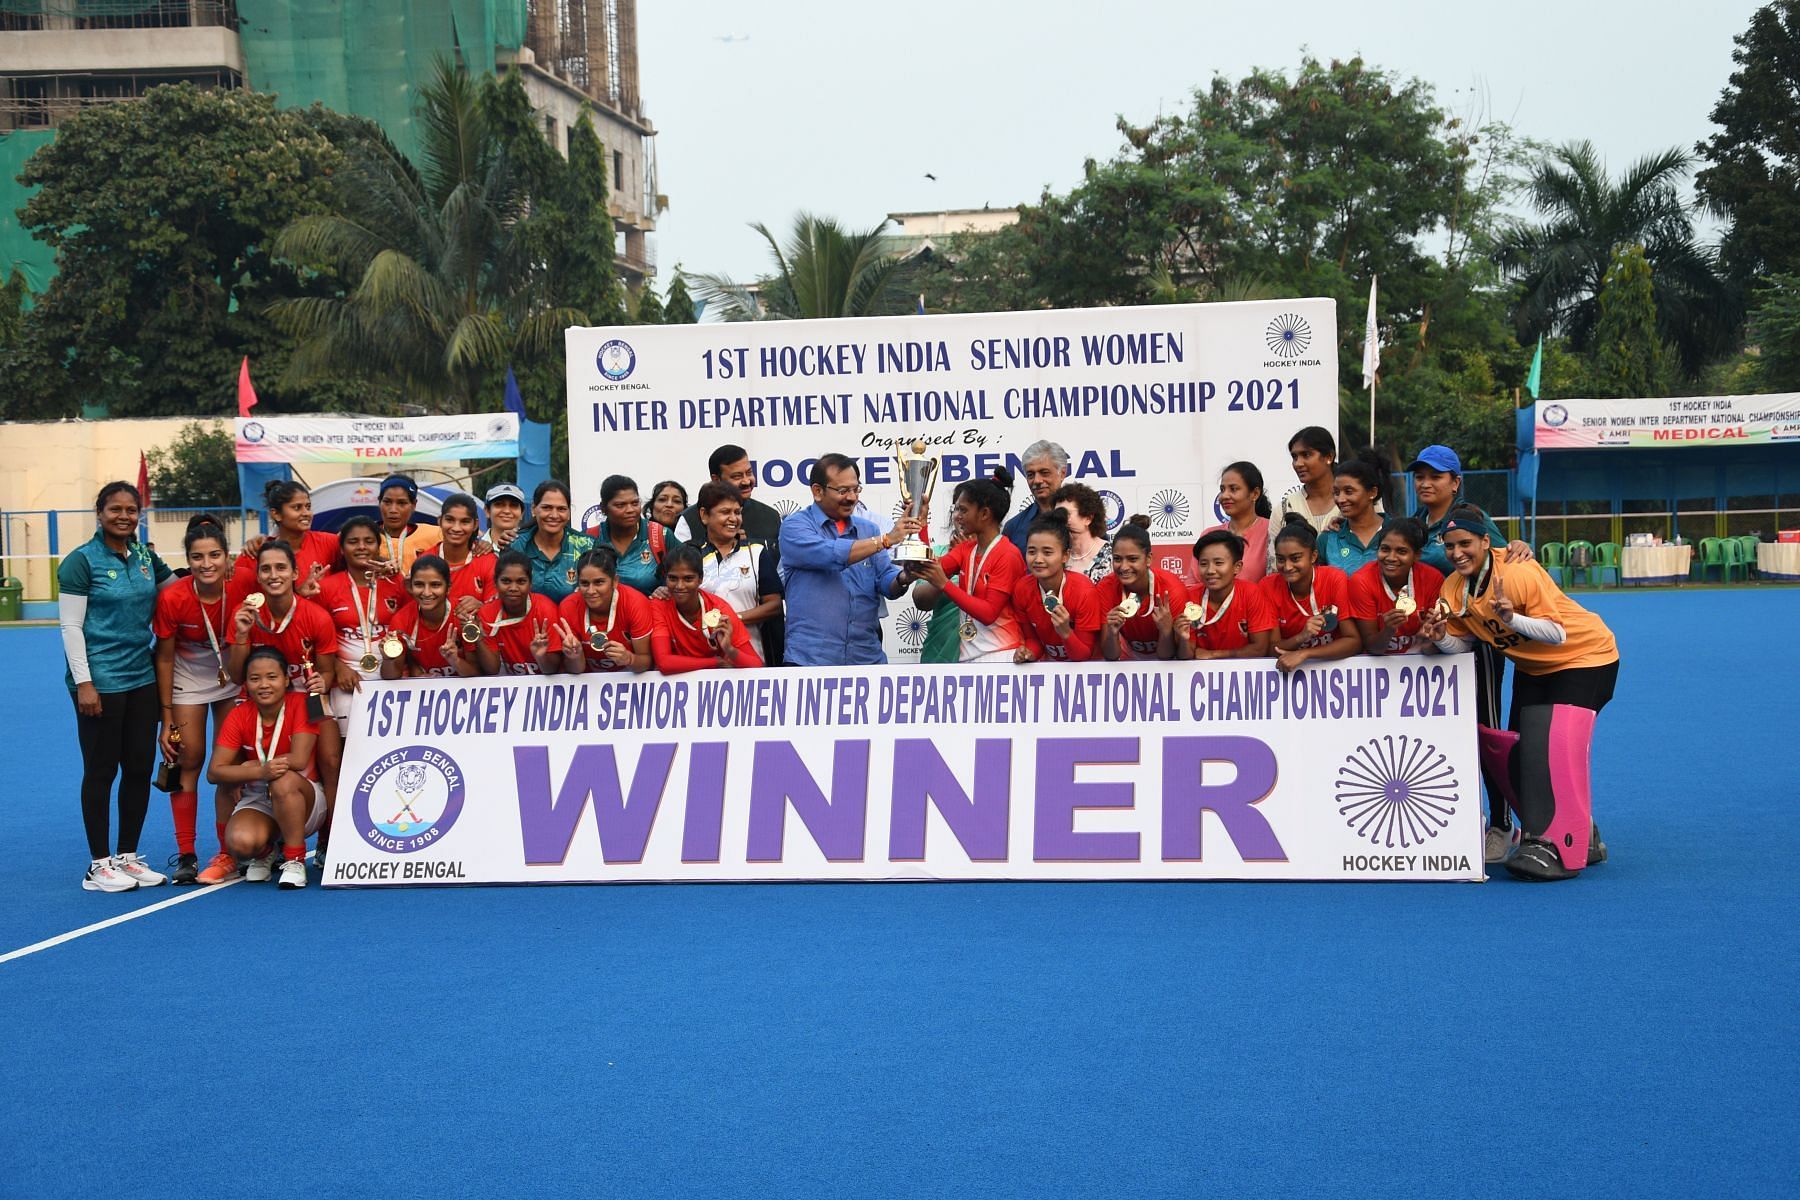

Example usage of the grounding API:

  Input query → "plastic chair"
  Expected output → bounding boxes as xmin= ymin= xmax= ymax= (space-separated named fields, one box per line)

xmin=1697 ymin=537 xmax=1727 ymax=583
xmin=1593 ymin=542 xmax=1622 ymax=587
xmin=1721 ymin=538 xmax=1750 ymax=583
xmin=1737 ymin=535 xmax=1761 ymax=578
xmin=1565 ymin=540 xmax=1596 ymax=587
xmin=1537 ymin=542 xmax=1566 ymax=586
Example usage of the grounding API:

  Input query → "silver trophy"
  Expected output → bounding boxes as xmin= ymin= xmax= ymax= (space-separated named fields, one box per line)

xmin=891 ymin=438 xmax=938 ymax=563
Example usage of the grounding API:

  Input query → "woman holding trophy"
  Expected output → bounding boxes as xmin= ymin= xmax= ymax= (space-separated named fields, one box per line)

xmin=650 ymin=544 xmax=763 ymax=672
xmin=908 ymin=470 xmax=1026 ymax=664
xmin=557 ymin=547 xmax=655 ymax=673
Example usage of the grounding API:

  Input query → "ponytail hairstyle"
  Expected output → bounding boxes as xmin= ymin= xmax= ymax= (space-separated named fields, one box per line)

xmin=954 ymin=466 xmax=1015 ymax=527
xmin=264 ymin=479 xmax=309 ymax=513
xmin=1332 ymin=447 xmax=1393 ymax=513
xmin=1221 ymin=461 xmax=1272 ymax=520
xmin=257 ymin=538 xmax=297 ymax=569
xmin=495 ymin=549 xmax=533 ymax=581
xmin=659 ymin=542 xmax=706 ymax=583
xmin=409 ymin=554 xmax=450 ymax=585
xmin=1287 ymin=426 xmax=1337 ymax=461
xmin=532 ymin=479 xmax=572 ymax=507
xmin=1193 ymin=528 xmax=1246 ymax=563
xmin=1443 ymin=505 xmax=1493 ymax=542
xmin=337 ymin=514 xmax=379 ymax=550
xmin=439 ymin=493 xmax=481 ymax=524
xmin=1272 ymin=514 xmax=1318 ymax=554
xmin=1379 ymin=516 xmax=1427 ymax=552
xmin=244 ymin=646 xmax=290 ymax=679
xmin=1026 ymin=505 xmax=1073 ymax=552
xmin=95 ymin=480 xmax=142 ymax=512
xmin=183 ymin=513 xmax=230 ymax=555
xmin=600 ymin=474 xmax=639 ymax=508
xmin=1113 ymin=519 xmax=1153 ymax=557
xmin=379 ymin=474 xmax=418 ymax=503
xmin=576 ymin=546 xmax=621 ymax=580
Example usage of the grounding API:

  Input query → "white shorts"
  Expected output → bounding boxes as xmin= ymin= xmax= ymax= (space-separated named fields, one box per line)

xmin=172 ymin=653 xmax=239 ymax=706
xmin=232 ymin=778 xmax=328 ymax=837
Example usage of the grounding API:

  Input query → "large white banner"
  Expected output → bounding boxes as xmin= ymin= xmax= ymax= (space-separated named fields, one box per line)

xmin=1534 ymin=393 xmax=1800 ymax=449
xmin=235 ymin=413 xmax=520 ymax=464
xmin=565 ymin=302 xmax=1336 ymax=627
xmin=323 ymin=657 xmax=1482 ymax=886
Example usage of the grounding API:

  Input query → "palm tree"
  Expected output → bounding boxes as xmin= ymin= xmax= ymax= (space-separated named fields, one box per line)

xmin=268 ymin=61 xmax=581 ymax=411
xmin=689 ymin=213 xmax=906 ymax=320
xmin=1495 ymin=140 xmax=1725 ymax=374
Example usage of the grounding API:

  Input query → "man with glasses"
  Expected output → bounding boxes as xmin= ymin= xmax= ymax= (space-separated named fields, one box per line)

xmin=778 ymin=453 xmax=922 ymax=665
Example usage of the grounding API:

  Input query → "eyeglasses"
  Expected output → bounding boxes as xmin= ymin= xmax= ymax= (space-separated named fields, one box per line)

xmin=823 ymin=485 xmax=864 ymax=497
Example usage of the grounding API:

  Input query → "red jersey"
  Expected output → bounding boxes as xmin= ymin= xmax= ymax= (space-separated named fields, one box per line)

xmin=386 ymin=601 xmax=460 ymax=677
xmin=1011 ymin=572 xmax=1102 ymax=662
xmin=1259 ymin=565 xmax=1355 ymax=649
xmin=1184 ymin=584 xmax=1278 ymax=654
xmin=477 ymin=594 xmax=564 ymax=673
xmin=231 ymin=529 xmax=340 ymax=595
xmin=1347 ymin=561 xmax=1446 ymax=654
xmin=1094 ymin=568 xmax=1190 ymax=659
xmin=442 ymin=550 xmax=498 ymax=606
xmin=937 ymin=535 xmax=1026 ymax=658
xmin=247 ymin=596 xmax=340 ymax=688
xmin=650 ymin=592 xmax=762 ymax=673
xmin=154 ymin=579 xmax=242 ymax=675
xmin=214 ymin=691 xmax=319 ymax=779
xmin=315 ymin=571 xmax=408 ymax=662
xmin=558 ymin=586 xmax=656 ymax=673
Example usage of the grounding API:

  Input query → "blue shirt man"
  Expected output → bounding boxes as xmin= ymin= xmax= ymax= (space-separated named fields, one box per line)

xmin=779 ymin=454 xmax=922 ymax=666
xmin=1002 ymin=439 xmax=1070 ymax=553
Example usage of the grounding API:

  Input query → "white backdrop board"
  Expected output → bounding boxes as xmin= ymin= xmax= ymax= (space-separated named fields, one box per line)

xmin=566 ymin=301 xmax=1337 ymax=655
xmin=323 ymin=656 xmax=1482 ymax=886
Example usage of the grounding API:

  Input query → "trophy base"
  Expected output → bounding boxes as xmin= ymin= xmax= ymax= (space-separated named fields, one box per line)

xmin=891 ymin=540 xmax=933 ymax=563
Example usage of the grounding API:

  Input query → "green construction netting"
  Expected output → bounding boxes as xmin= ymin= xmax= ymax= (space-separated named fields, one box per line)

xmin=235 ymin=0 xmax=527 ymax=161
xmin=0 ymin=130 xmax=57 ymax=290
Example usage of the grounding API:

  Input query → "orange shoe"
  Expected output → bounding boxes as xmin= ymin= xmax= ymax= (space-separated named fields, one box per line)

xmin=196 ymin=851 xmax=242 ymax=885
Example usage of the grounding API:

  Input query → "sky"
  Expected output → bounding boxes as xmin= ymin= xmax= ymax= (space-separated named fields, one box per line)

xmin=634 ymin=0 xmax=1766 ymax=287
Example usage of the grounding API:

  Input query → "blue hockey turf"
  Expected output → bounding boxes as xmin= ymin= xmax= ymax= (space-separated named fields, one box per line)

xmin=2 ymin=590 xmax=1796 ymax=1198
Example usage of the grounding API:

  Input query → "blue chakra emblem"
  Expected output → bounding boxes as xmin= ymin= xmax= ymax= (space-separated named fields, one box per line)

xmin=1150 ymin=489 xmax=1190 ymax=530
xmin=894 ymin=607 xmax=928 ymax=650
xmin=1265 ymin=313 xmax=1312 ymax=358
xmin=1336 ymin=735 xmax=1460 ymax=849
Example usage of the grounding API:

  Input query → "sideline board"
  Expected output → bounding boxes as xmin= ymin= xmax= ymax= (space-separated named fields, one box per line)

xmin=324 ymin=656 xmax=1482 ymax=886
xmin=565 ymin=300 xmax=1337 ymax=652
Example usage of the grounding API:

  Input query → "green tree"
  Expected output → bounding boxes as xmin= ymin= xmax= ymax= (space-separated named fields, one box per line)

xmin=633 ymin=281 xmax=666 ymax=324
xmin=3 ymin=85 xmax=351 ymax=418
xmin=692 ymin=213 xmax=906 ymax=320
xmin=145 ymin=420 xmax=238 ymax=506
xmin=1696 ymin=1 xmax=1800 ymax=283
xmin=1589 ymin=245 xmax=1673 ymax=398
xmin=663 ymin=269 xmax=697 ymax=323
xmin=1747 ymin=274 xmax=1800 ymax=389
xmin=1495 ymin=141 xmax=1725 ymax=375
xmin=268 ymin=61 xmax=581 ymax=413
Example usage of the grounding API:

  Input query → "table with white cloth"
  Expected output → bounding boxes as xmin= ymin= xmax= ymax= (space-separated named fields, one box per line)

xmin=1756 ymin=542 xmax=1800 ymax=582
xmin=1620 ymin=544 xmax=1692 ymax=585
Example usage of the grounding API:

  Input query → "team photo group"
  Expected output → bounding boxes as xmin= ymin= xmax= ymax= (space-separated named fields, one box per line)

xmin=63 ymin=415 xmax=1620 ymax=895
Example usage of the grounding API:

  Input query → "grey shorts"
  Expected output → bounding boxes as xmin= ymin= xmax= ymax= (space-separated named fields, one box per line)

xmin=233 ymin=777 xmax=328 ymax=836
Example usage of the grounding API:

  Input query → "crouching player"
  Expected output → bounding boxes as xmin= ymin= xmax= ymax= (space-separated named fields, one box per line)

xmin=1421 ymin=507 xmax=1621 ymax=881
xmin=207 ymin=648 xmax=327 ymax=890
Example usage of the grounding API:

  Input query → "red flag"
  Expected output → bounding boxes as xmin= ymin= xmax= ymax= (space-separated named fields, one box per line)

xmin=238 ymin=356 xmax=259 ymax=417
xmin=136 ymin=450 xmax=150 ymax=509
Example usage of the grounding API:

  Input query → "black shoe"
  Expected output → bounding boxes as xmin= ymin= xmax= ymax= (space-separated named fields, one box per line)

xmin=1587 ymin=822 xmax=1607 ymax=866
xmin=170 ymin=852 xmax=200 ymax=886
xmin=1504 ymin=837 xmax=1581 ymax=882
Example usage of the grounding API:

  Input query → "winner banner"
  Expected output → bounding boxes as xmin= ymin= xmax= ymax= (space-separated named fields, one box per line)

xmin=324 ymin=657 xmax=1482 ymax=886
xmin=566 ymin=301 xmax=1336 ymax=652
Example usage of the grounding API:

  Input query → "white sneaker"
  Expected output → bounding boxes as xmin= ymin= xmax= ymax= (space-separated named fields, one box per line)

xmin=82 ymin=858 xmax=137 ymax=892
xmin=244 ymin=853 xmax=276 ymax=883
xmin=112 ymin=853 xmax=167 ymax=886
xmin=277 ymin=858 xmax=308 ymax=890
xmin=1484 ymin=823 xmax=1522 ymax=864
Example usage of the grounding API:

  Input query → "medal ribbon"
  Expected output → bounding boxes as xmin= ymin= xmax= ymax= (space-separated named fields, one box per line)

xmin=1198 ymin=588 xmax=1236 ymax=629
xmin=253 ymin=701 xmax=288 ymax=767
xmin=257 ymin=596 xmax=297 ymax=636
xmin=586 ymin=588 xmax=621 ymax=640
xmin=193 ymin=580 xmax=228 ymax=676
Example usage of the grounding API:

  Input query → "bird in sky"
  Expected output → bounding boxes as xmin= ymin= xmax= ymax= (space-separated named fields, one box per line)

xmin=714 ymin=34 xmax=750 ymax=43
xmin=923 ymin=173 xmax=937 ymax=181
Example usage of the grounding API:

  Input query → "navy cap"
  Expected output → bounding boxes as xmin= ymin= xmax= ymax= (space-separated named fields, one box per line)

xmin=484 ymin=482 xmax=526 ymax=506
xmin=1406 ymin=445 xmax=1462 ymax=474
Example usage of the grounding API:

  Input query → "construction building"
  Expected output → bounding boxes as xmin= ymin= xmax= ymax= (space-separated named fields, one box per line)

xmin=0 ymin=0 xmax=664 ymax=290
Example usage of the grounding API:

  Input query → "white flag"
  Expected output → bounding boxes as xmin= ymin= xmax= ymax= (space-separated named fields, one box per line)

xmin=1361 ymin=275 xmax=1380 ymax=390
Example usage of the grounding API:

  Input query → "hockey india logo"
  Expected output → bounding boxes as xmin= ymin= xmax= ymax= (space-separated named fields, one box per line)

xmin=597 ymin=339 xmax=637 ymax=382
xmin=1265 ymin=313 xmax=1312 ymax=358
xmin=352 ymin=745 xmax=466 ymax=854
xmin=1335 ymin=735 xmax=1460 ymax=849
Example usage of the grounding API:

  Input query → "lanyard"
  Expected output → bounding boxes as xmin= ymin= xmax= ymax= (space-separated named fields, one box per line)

xmin=350 ymin=575 xmax=378 ymax=646
xmin=411 ymin=606 xmax=450 ymax=648
xmin=253 ymin=701 xmax=287 ymax=766
xmin=1040 ymin=573 xmax=1065 ymax=613
xmin=383 ymin=529 xmax=407 ymax=565
xmin=258 ymin=598 xmax=297 ymax=636
xmin=586 ymin=588 xmax=621 ymax=639
xmin=193 ymin=581 xmax=227 ymax=670
xmin=1382 ymin=569 xmax=1415 ymax=605
xmin=1286 ymin=577 xmax=1319 ymax=622
xmin=964 ymin=535 xmax=1001 ymax=591
xmin=675 ymin=595 xmax=709 ymax=632
xmin=1458 ymin=558 xmax=1492 ymax=618
xmin=486 ymin=605 xmax=528 ymax=637
xmin=1198 ymin=588 xmax=1236 ymax=629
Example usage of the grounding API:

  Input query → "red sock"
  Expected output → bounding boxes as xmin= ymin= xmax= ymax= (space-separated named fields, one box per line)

xmin=283 ymin=843 xmax=307 ymax=862
xmin=171 ymin=792 xmax=198 ymax=856
xmin=216 ymin=820 xmax=229 ymax=852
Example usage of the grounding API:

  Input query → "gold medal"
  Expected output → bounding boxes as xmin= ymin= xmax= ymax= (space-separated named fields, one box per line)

xmin=1394 ymin=594 xmax=1418 ymax=616
xmin=588 ymin=629 xmax=609 ymax=653
xmin=358 ymin=651 xmax=379 ymax=673
xmin=460 ymin=618 xmax=482 ymax=644
xmin=702 ymin=608 xmax=724 ymax=632
xmin=1118 ymin=592 xmax=1142 ymax=618
xmin=243 ymin=592 xmax=265 ymax=611
xmin=959 ymin=617 xmax=977 ymax=642
xmin=217 ymin=668 xmax=232 ymax=687
xmin=382 ymin=634 xmax=405 ymax=659
xmin=1181 ymin=601 xmax=1203 ymax=623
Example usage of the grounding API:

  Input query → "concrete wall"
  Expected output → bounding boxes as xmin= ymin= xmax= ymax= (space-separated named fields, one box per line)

xmin=0 ymin=28 xmax=245 ymax=74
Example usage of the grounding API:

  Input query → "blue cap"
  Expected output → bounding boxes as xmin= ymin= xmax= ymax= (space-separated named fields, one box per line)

xmin=1406 ymin=445 xmax=1462 ymax=474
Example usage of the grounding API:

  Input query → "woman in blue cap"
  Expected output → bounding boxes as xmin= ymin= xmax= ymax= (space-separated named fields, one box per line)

xmin=1408 ymin=443 xmax=1534 ymax=862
